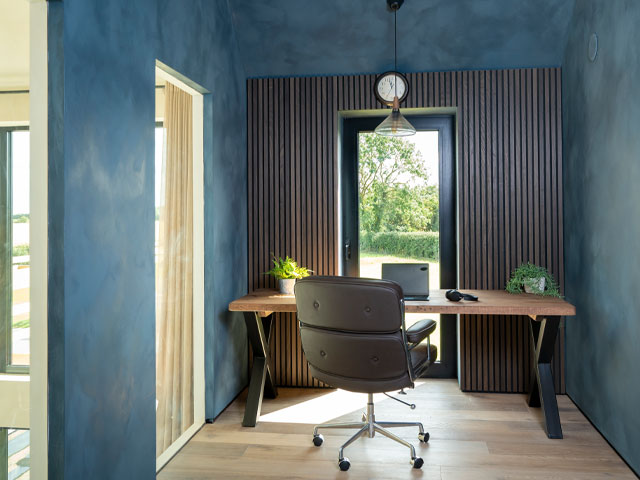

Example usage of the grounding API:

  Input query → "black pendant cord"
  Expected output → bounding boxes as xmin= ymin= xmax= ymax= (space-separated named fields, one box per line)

xmin=394 ymin=7 xmax=398 ymax=99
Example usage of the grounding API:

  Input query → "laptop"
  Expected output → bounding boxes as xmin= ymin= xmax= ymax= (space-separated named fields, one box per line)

xmin=381 ymin=263 xmax=430 ymax=301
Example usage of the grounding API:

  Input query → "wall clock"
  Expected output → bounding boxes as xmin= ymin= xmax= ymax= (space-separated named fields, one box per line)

xmin=374 ymin=71 xmax=410 ymax=107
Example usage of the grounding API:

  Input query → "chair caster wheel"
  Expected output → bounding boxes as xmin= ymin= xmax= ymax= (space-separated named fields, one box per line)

xmin=418 ymin=432 xmax=430 ymax=443
xmin=411 ymin=457 xmax=424 ymax=469
xmin=338 ymin=458 xmax=351 ymax=471
xmin=312 ymin=434 xmax=324 ymax=446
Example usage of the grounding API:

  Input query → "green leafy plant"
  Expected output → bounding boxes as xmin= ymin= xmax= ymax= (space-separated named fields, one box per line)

xmin=358 ymin=133 xmax=439 ymax=234
xmin=265 ymin=255 xmax=311 ymax=280
xmin=13 ymin=318 xmax=30 ymax=329
xmin=505 ymin=263 xmax=561 ymax=297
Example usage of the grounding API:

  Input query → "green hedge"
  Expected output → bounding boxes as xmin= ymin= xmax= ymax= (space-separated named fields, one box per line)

xmin=360 ymin=231 xmax=439 ymax=261
xmin=13 ymin=244 xmax=29 ymax=257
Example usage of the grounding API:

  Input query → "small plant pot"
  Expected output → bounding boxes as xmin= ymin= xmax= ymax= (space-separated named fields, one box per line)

xmin=524 ymin=277 xmax=546 ymax=294
xmin=279 ymin=278 xmax=296 ymax=295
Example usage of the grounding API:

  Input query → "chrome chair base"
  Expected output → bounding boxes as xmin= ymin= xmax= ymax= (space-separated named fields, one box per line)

xmin=311 ymin=393 xmax=428 ymax=471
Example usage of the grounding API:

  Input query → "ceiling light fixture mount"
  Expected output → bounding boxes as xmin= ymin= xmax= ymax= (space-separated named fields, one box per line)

xmin=387 ymin=0 xmax=404 ymax=11
xmin=375 ymin=0 xmax=415 ymax=137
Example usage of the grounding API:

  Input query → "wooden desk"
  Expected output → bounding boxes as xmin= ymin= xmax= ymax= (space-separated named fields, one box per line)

xmin=229 ymin=289 xmax=576 ymax=438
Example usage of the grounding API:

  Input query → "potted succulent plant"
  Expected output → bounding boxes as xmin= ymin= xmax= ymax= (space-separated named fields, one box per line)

xmin=266 ymin=255 xmax=311 ymax=294
xmin=505 ymin=263 xmax=561 ymax=297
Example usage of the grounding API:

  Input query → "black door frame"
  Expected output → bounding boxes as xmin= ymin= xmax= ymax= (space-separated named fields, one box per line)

xmin=339 ymin=115 xmax=457 ymax=377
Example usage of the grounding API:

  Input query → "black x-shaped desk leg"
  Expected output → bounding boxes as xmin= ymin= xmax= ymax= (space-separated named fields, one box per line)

xmin=527 ymin=315 xmax=562 ymax=439
xmin=243 ymin=312 xmax=278 ymax=427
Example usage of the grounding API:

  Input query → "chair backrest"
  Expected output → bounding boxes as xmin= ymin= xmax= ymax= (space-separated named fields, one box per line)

xmin=294 ymin=276 xmax=413 ymax=393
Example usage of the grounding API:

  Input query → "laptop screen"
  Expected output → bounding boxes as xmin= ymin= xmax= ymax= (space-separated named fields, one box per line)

xmin=381 ymin=263 xmax=429 ymax=297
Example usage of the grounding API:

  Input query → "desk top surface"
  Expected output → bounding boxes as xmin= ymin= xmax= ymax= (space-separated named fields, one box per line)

xmin=229 ymin=288 xmax=576 ymax=318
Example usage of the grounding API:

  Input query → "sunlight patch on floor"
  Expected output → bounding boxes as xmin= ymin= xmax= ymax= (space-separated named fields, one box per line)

xmin=259 ymin=390 xmax=391 ymax=424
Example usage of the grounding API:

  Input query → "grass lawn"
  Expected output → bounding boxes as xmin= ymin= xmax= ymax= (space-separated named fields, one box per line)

xmin=13 ymin=318 xmax=30 ymax=329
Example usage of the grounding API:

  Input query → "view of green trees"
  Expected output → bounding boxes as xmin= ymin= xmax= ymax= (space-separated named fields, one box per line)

xmin=359 ymin=133 xmax=439 ymax=261
xmin=359 ymin=133 xmax=438 ymax=233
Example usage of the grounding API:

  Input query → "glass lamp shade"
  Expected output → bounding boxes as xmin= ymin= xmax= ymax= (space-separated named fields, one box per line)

xmin=374 ymin=108 xmax=416 ymax=136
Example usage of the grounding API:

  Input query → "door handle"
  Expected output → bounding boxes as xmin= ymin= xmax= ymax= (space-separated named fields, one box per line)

xmin=345 ymin=240 xmax=352 ymax=260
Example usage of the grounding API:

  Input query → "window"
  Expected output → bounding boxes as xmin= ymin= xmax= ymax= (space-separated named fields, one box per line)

xmin=1 ymin=127 xmax=30 ymax=374
xmin=1 ymin=2 xmax=48 ymax=477
xmin=1 ymin=428 xmax=30 ymax=479
xmin=358 ymin=131 xmax=442 ymax=351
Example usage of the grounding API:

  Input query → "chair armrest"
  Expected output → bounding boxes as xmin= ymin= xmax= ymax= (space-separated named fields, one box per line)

xmin=405 ymin=319 xmax=437 ymax=344
xmin=410 ymin=343 xmax=438 ymax=378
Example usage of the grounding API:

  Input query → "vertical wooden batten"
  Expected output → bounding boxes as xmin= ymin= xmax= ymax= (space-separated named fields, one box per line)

xmin=247 ymin=68 xmax=565 ymax=393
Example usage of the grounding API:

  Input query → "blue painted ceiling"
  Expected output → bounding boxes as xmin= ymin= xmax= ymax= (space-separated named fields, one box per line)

xmin=228 ymin=0 xmax=576 ymax=78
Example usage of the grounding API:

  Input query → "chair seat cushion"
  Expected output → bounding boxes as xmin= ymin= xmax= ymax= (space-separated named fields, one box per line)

xmin=307 ymin=365 xmax=412 ymax=394
xmin=410 ymin=343 xmax=438 ymax=377
xmin=405 ymin=319 xmax=437 ymax=344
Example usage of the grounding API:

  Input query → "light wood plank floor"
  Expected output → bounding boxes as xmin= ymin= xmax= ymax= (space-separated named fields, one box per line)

xmin=158 ymin=380 xmax=636 ymax=479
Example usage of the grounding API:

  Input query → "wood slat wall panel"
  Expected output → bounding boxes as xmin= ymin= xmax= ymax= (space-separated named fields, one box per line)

xmin=246 ymin=68 xmax=565 ymax=393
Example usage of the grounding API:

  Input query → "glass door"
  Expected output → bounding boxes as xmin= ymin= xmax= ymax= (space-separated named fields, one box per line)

xmin=340 ymin=116 xmax=457 ymax=377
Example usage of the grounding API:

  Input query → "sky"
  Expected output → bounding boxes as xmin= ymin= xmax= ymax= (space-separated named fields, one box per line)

xmin=405 ymin=130 xmax=439 ymax=185
xmin=11 ymin=130 xmax=29 ymax=215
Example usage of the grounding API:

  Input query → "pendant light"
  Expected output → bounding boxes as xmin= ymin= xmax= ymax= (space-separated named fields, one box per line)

xmin=375 ymin=0 xmax=416 ymax=137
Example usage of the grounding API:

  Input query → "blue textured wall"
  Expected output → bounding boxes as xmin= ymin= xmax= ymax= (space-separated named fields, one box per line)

xmin=46 ymin=2 xmax=65 ymax=476
xmin=48 ymin=0 xmax=247 ymax=477
xmin=155 ymin=0 xmax=249 ymax=424
xmin=228 ymin=0 xmax=575 ymax=77
xmin=563 ymin=0 xmax=640 ymax=475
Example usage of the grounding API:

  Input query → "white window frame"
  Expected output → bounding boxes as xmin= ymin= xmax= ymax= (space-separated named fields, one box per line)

xmin=29 ymin=1 xmax=49 ymax=478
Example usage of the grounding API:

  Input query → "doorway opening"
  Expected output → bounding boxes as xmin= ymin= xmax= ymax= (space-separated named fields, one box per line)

xmin=340 ymin=115 xmax=457 ymax=377
xmin=154 ymin=63 xmax=205 ymax=471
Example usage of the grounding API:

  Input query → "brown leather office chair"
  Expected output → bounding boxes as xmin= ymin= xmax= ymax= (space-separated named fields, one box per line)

xmin=294 ymin=276 xmax=438 ymax=471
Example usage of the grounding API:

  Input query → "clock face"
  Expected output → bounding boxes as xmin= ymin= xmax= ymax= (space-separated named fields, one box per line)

xmin=374 ymin=71 xmax=409 ymax=106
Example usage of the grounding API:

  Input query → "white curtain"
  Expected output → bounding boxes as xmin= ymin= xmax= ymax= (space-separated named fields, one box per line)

xmin=156 ymin=82 xmax=194 ymax=456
